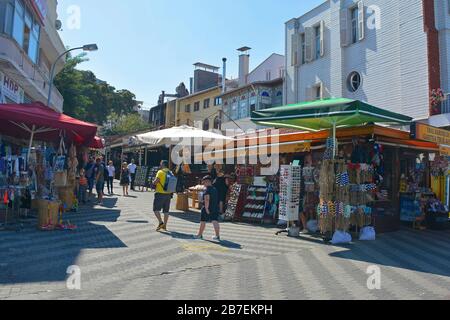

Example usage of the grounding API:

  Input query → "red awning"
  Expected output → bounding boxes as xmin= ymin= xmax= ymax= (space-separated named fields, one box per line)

xmin=0 ymin=102 xmax=98 ymax=145
xmin=88 ymin=136 xmax=104 ymax=149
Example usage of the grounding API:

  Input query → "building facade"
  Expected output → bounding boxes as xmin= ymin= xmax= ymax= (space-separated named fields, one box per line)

xmin=220 ymin=51 xmax=285 ymax=131
xmin=0 ymin=0 xmax=66 ymax=112
xmin=285 ymin=0 xmax=450 ymax=126
xmin=221 ymin=79 xmax=283 ymax=130
xmin=149 ymin=102 xmax=167 ymax=130
xmin=176 ymin=86 xmax=223 ymax=131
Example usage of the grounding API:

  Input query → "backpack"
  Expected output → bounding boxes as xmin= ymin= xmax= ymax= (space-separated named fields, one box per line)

xmin=164 ymin=171 xmax=178 ymax=194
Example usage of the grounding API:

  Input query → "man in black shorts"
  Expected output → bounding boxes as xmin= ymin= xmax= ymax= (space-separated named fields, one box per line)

xmin=152 ymin=160 xmax=173 ymax=231
xmin=194 ymin=176 xmax=221 ymax=241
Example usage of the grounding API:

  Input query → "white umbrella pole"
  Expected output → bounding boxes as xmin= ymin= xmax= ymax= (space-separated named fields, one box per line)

xmin=27 ymin=125 xmax=36 ymax=163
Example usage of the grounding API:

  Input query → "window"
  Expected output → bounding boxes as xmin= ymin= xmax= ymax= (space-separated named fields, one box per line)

xmin=185 ymin=104 xmax=191 ymax=113
xmin=203 ymin=98 xmax=210 ymax=109
xmin=351 ymin=7 xmax=358 ymax=44
xmin=203 ymin=119 xmax=210 ymax=131
xmin=4 ymin=3 xmax=14 ymax=36
xmin=250 ymin=96 xmax=257 ymax=111
xmin=12 ymin=0 xmax=24 ymax=47
xmin=266 ymin=70 xmax=271 ymax=81
xmin=261 ymin=91 xmax=270 ymax=98
xmin=347 ymin=71 xmax=362 ymax=92
xmin=239 ymin=100 xmax=248 ymax=119
xmin=214 ymin=97 xmax=222 ymax=106
xmin=28 ymin=21 xmax=39 ymax=63
xmin=231 ymin=102 xmax=238 ymax=120
xmin=315 ymin=86 xmax=322 ymax=100
xmin=10 ymin=0 xmax=40 ymax=63
xmin=301 ymin=33 xmax=306 ymax=64
xmin=194 ymin=102 xmax=200 ymax=112
xmin=214 ymin=117 xmax=221 ymax=130
xmin=314 ymin=25 xmax=321 ymax=60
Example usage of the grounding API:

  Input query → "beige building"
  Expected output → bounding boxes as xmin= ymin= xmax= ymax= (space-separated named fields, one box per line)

xmin=0 ymin=0 xmax=66 ymax=112
xmin=176 ymin=86 xmax=222 ymax=130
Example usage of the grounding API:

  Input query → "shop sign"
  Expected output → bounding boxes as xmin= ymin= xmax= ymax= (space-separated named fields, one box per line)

xmin=439 ymin=145 xmax=450 ymax=157
xmin=1 ymin=72 xmax=24 ymax=103
xmin=411 ymin=123 xmax=450 ymax=146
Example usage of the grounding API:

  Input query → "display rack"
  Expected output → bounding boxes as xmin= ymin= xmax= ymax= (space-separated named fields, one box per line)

xmin=225 ymin=184 xmax=247 ymax=221
xmin=242 ymin=185 xmax=268 ymax=222
xmin=279 ymin=165 xmax=302 ymax=222
xmin=134 ymin=166 xmax=149 ymax=187
xmin=146 ymin=166 xmax=160 ymax=189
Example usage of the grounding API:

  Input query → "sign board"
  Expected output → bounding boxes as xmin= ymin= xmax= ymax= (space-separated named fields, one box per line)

xmin=439 ymin=145 xmax=450 ymax=157
xmin=411 ymin=123 xmax=450 ymax=146
xmin=0 ymin=71 xmax=24 ymax=103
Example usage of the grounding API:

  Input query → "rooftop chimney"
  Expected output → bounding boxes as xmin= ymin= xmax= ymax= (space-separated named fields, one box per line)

xmin=237 ymin=46 xmax=251 ymax=87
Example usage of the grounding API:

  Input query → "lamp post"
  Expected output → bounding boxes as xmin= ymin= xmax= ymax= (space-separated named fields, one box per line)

xmin=47 ymin=44 xmax=98 ymax=109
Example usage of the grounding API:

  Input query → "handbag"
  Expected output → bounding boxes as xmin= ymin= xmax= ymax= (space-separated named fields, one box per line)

xmin=54 ymin=136 xmax=68 ymax=187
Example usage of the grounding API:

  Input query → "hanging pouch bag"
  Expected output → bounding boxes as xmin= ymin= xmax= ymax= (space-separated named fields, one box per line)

xmin=54 ymin=137 xmax=68 ymax=187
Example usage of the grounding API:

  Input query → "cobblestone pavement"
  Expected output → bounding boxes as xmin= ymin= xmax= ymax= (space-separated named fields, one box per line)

xmin=0 ymin=190 xmax=449 ymax=300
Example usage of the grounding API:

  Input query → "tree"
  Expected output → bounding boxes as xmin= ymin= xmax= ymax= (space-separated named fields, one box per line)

xmin=102 ymin=113 xmax=152 ymax=136
xmin=54 ymin=54 xmax=138 ymax=125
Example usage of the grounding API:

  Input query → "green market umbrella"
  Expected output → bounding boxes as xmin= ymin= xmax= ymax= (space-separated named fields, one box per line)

xmin=251 ymin=98 xmax=413 ymax=157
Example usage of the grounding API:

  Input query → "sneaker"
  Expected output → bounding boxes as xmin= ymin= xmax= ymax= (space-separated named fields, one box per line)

xmin=156 ymin=223 xmax=165 ymax=232
xmin=161 ymin=224 xmax=167 ymax=232
xmin=300 ymin=229 xmax=309 ymax=235
xmin=212 ymin=236 xmax=221 ymax=242
xmin=194 ymin=235 xmax=203 ymax=240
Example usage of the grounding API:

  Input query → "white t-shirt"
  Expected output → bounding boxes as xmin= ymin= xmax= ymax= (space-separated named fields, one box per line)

xmin=128 ymin=163 xmax=137 ymax=174
xmin=107 ymin=165 xmax=115 ymax=177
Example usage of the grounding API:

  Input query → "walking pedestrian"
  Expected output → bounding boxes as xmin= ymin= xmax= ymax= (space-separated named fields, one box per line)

xmin=195 ymin=176 xmax=221 ymax=242
xmin=85 ymin=158 xmax=96 ymax=201
xmin=128 ymin=159 xmax=137 ymax=191
xmin=95 ymin=157 xmax=106 ymax=205
xmin=152 ymin=160 xmax=173 ymax=232
xmin=120 ymin=162 xmax=130 ymax=197
xmin=107 ymin=160 xmax=116 ymax=195
xmin=213 ymin=169 xmax=228 ymax=215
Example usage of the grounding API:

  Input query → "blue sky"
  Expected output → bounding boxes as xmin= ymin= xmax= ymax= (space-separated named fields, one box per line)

xmin=57 ymin=0 xmax=324 ymax=109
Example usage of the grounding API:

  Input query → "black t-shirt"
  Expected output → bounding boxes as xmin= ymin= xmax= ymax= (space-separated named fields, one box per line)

xmin=213 ymin=176 xmax=228 ymax=196
xmin=202 ymin=186 xmax=219 ymax=214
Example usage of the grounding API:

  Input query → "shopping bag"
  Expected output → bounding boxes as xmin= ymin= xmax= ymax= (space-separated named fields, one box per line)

xmin=54 ymin=171 xmax=68 ymax=187
xmin=359 ymin=226 xmax=376 ymax=241
xmin=331 ymin=230 xmax=352 ymax=244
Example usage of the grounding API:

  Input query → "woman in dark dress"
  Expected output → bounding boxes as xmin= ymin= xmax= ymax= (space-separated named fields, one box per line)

xmin=213 ymin=169 xmax=228 ymax=214
xmin=120 ymin=162 xmax=130 ymax=197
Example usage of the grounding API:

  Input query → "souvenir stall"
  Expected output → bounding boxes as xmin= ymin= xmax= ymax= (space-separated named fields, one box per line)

xmin=0 ymin=103 xmax=98 ymax=231
xmin=251 ymin=98 xmax=414 ymax=241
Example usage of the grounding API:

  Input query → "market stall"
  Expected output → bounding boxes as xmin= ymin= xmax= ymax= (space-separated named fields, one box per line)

xmin=133 ymin=125 xmax=234 ymax=212
xmin=0 ymin=102 xmax=99 ymax=231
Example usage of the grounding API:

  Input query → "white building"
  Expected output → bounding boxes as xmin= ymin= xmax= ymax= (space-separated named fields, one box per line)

xmin=0 ymin=0 xmax=66 ymax=112
xmin=285 ymin=0 xmax=450 ymax=127
xmin=221 ymin=49 xmax=285 ymax=131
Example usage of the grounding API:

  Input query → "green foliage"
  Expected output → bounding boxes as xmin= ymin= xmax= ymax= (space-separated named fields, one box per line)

xmin=54 ymin=53 xmax=138 ymax=126
xmin=103 ymin=112 xmax=152 ymax=136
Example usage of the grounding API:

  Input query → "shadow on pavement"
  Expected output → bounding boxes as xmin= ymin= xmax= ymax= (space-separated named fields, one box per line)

xmin=162 ymin=231 xmax=243 ymax=250
xmin=0 ymin=206 xmax=126 ymax=285
xmin=328 ymin=229 xmax=450 ymax=278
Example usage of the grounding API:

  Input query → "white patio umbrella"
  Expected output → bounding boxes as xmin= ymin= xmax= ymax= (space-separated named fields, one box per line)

xmin=134 ymin=125 xmax=234 ymax=146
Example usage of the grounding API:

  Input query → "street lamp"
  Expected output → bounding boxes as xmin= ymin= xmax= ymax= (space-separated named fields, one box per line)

xmin=47 ymin=43 xmax=99 ymax=109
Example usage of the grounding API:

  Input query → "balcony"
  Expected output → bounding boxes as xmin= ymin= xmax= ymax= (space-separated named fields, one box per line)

xmin=0 ymin=35 xmax=64 ymax=112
